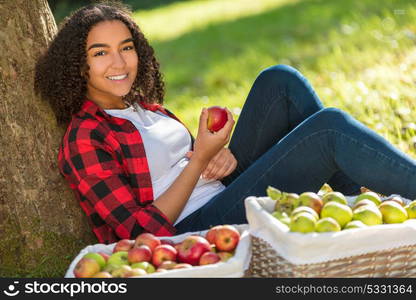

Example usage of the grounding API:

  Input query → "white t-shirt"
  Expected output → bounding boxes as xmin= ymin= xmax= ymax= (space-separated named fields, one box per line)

xmin=104 ymin=102 xmax=225 ymax=225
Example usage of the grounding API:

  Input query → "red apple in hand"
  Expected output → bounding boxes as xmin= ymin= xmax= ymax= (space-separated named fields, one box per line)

xmin=207 ymin=106 xmax=228 ymax=132
xmin=177 ymin=235 xmax=211 ymax=266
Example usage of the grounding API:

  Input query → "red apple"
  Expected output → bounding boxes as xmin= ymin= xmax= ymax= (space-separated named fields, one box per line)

xmin=299 ymin=192 xmax=323 ymax=214
xmin=215 ymin=225 xmax=240 ymax=252
xmin=206 ymin=226 xmax=221 ymax=244
xmin=173 ymin=263 xmax=193 ymax=269
xmin=177 ymin=235 xmax=211 ymax=266
xmin=113 ymin=239 xmax=133 ymax=253
xmin=152 ymin=245 xmax=177 ymax=267
xmin=156 ymin=268 xmax=168 ymax=273
xmin=217 ymin=251 xmax=233 ymax=262
xmin=174 ymin=242 xmax=182 ymax=252
xmin=199 ymin=251 xmax=221 ymax=265
xmin=92 ymin=271 xmax=112 ymax=278
xmin=74 ymin=257 xmax=101 ymax=278
xmin=111 ymin=265 xmax=132 ymax=278
xmin=207 ymin=106 xmax=227 ymax=132
xmin=128 ymin=245 xmax=152 ymax=264
xmin=134 ymin=233 xmax=161 ymax=252
xmin=124 ymin=268 xmax=147 ymax=277
xmin=158 ymin=261 xmax=177 ymax=270
xmin=98 ymin=252 xmax=110 ymax=263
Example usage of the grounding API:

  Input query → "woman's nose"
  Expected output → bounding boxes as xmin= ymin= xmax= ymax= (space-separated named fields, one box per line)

xmin=111 ymin=52 xmax=127 ymax=69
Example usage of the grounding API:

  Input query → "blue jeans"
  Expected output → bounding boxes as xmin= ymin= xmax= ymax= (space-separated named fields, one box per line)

xmin=175 ymin=64 xmax=416 ymax=234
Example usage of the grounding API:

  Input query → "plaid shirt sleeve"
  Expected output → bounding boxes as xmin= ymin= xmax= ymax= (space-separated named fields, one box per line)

xmin=64 ymin=122 xmax=176 ymax=240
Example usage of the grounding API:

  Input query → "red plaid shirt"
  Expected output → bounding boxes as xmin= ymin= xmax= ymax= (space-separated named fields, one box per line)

xmin=58 ymin=99 xmax=194 ymax=244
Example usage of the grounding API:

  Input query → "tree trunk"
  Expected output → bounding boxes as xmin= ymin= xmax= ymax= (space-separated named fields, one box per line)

xmin=0 ymin=0 xmax=96 ymax=277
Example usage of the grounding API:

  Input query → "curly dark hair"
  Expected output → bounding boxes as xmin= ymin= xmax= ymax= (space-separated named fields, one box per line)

xmin=35 ymin=1 xmax=165 ymax=126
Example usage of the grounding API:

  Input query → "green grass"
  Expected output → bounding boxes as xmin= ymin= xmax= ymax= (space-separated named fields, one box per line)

xmin=133 ymin=0 xmax=416 ymax=158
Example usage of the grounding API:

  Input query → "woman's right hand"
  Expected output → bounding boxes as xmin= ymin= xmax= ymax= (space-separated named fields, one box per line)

xmin=191 ymin=107 xmax=235 ymax=166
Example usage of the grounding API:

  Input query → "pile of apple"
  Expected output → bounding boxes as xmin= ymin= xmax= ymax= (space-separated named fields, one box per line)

xmin=73 ymin=224 xmax=240 ymax=278
xmin=267 ymin=185 xmax=416 ymax=233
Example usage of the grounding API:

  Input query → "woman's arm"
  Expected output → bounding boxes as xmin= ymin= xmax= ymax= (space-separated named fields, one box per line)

xmin=153 ymin=107 xmax=235 ymax=223
xmin=60 ymin=122 xmax=176 ymax=239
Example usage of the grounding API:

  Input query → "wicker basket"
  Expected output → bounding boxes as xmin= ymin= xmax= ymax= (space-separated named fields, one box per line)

xmin=246 ymin=236 xmax=416 ymax=278
xmin=244 ymin=196 xmax=416 ymax=278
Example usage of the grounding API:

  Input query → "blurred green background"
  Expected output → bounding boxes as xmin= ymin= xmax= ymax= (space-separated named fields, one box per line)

xmin=49 ymin=0 xmax=416 ymax=158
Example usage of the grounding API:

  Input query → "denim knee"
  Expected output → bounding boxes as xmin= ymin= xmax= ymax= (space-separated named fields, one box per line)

xmin=256 ymin=64 xmax=306 ymax=86
xmin=310 ymin=107 xmax=349 ymax=130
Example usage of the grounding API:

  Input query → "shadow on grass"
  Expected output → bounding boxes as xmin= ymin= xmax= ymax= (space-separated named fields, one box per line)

xmin=150 ymin=0 xmax=414 ymax=108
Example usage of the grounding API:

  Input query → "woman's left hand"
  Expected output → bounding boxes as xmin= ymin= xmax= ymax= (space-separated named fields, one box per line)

xmin=186 ymin=147 xmax=237 ymax=180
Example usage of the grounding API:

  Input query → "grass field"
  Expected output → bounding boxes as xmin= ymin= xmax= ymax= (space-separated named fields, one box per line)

xmin=133 ymin=0 xmax=416 ymax=158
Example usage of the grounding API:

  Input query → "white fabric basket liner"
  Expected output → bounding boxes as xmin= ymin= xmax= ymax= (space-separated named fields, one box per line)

xmin=65 ymin=224 xmax=251 ymax=278
xmin=245 ymin=196 xmax=416 ymax=265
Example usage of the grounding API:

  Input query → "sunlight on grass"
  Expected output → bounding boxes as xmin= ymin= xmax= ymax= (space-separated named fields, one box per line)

xmin=133 ymin=0 xmax=416 ymax=158
xmin=133 ymin=0 xmax=296 ymax=42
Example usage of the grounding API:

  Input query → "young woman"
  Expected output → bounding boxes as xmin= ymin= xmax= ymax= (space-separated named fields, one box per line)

xmin=35 ymin=3 xmax=416 ymax=244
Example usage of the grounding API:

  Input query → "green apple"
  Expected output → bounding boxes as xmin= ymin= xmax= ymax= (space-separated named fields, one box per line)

xmin=315 ymin=217 xmax=341 ymax=232
xmin=354 ymin=191 xmax=381 ymax=206
xmin=286 ymin=193 xmax=300 ymax=207
xmin=321 ymin=191 xmax=347 ymax=205
xmin=289 ymin=212 xmax=316 ymax=233
xmin=320 ymin=202 xmax=353 ymax=228
xmin=92 ymin=271 xmax=112 ymax=278
xmin=405 ymin=200 xmax=416 ymax=219
xmin=271 ymin=211 xmax=291 ymax=226
xmin=124 ymin=268 xmax=147 ymax=277
xmin=353 ymin=199 xmax=377 ymax=210
xmin=73 ymin=258 xmax=101 ymax=278
xmin=267 ymin=186 xmax=282 ymax=200
xmin=107 ymin=251 xmax=129 ymax=268
xmin=352 ymin=205 xmax=382 ymax=226
xmin=103 ymin=263 xmax=120 ymax=274
xmin=130 ymin=261 xmax=156 ymax=274
xmin=317 ymin=183 xmax=333 ymax=197
xmin=344 ymin=220 xmax=367 ymax=230
xmin=291 ymin=206 xmax=319 ymax=221
xmin=379 ymin=200 xmax=408 ymax=224
xmin=83 ymin=252 xmax=106 ymax=270
xmin=111 ymin=265 xmax=132 ymax=278
xmin=386 ymin=196 xmax=404 ymax=206
xmin=298 ymin=192 xmax=323 ymax=214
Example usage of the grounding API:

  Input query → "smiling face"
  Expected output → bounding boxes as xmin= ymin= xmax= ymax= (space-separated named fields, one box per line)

xmin=85 ymin=20 xmax=138 ymax=109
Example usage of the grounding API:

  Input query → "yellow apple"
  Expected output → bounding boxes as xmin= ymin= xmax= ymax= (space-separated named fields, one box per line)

xmin=354 ymin=191 xmax=381 ymax=206
xmin=315 ymin=217 xmax=341 ymax=232
xmin=289 ymin=212 xmax=316 ymax=233
xmin=320 ymin=202 xmax=353 ymax=228
xmin=352 ymin=205 xmax=382 ymax=226
xmin=379 ymin=200 xmax=408 ymax=224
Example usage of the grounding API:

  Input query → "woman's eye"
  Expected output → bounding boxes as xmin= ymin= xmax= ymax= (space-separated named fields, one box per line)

xmin=93 ymin=50 xmax=106 ymax=57
xmin=123 ymin=45 xmax=134 ymax=51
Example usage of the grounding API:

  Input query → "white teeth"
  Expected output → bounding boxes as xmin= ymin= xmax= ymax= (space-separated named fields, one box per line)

xmin=107 ymin=74 xmax=127 ymax=80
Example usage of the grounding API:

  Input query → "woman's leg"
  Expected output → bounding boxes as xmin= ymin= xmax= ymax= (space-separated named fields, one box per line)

xmin=176 ymin=108 xmax=416 ymax=233
xmin=221 ymin=64 xmax=361 ymax=195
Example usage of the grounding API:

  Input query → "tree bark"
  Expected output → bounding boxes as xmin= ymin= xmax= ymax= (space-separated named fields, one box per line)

xmin=0 ymin=0 xmax=96 ymax=277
